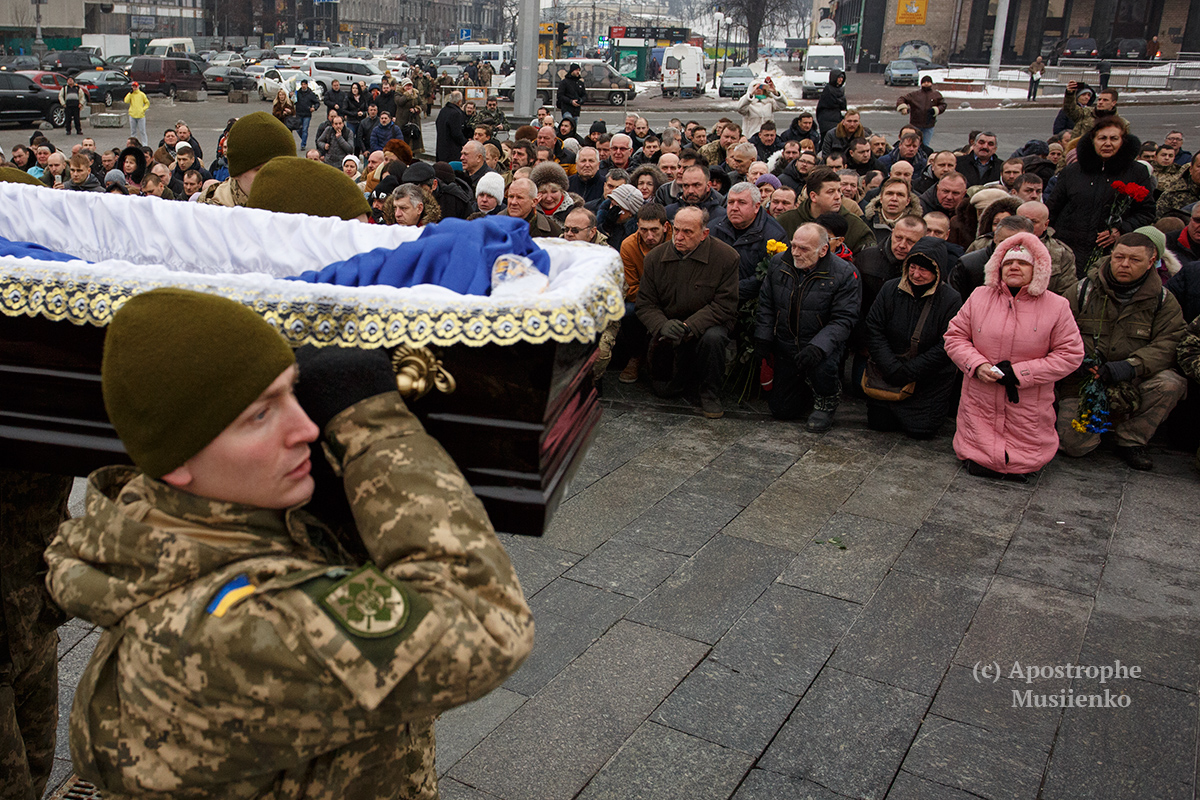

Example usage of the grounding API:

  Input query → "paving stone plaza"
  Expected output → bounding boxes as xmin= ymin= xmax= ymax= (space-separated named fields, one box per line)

xmin=53 ymin=389 xmax=1198 ymax=799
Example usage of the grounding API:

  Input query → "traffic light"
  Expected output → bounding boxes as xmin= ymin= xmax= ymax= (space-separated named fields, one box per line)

xmin=556 ymin=22 xmax=569 ymax=47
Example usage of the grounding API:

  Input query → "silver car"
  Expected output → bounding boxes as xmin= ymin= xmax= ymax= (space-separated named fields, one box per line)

xmin=718 ymin=66 xmax=755 ymax=98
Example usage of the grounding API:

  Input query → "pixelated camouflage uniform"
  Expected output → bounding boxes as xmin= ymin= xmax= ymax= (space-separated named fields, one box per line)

xmin=197 ymin=176 xmax=249 ymax=208
xmin=1177 ymin=316 xmax=1200 ymax=466
xmin=45 ymin=392 xmax=534 ymax=799
xmin=1156 ymin=169 xmax=1200 ymax=219
xmin=471 ymin=107 xmax=509 ymax=133
xmin=1 ymin=470 xmax=72 ymax=800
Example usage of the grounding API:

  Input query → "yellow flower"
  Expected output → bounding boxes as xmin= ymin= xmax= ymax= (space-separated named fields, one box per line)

xmin=766 ymin=239 xmax=788 ymax=255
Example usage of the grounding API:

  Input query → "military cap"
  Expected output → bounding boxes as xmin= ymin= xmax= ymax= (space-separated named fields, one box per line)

xmin=227 ymin=111 xmax=298 ymax=177
xmin=247 ymin=156 xmax=370 ymax=220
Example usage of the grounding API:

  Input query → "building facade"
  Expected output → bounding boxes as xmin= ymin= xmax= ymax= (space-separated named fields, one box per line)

xmin=833 ymin=0 xmax=1199 ymax=65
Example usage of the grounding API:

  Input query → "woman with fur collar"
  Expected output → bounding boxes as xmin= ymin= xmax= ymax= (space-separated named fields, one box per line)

xmin=1047 ymin=116 xmax=1155 ymax=268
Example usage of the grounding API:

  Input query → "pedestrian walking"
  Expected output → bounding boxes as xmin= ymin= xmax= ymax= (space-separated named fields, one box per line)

xmin=124 ymin=81 xmax=149 ymax=144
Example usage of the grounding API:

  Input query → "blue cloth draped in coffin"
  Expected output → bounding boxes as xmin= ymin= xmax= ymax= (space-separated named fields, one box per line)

xmin=0 ymin=237 xmax=80 ymax=263
xmin=289 ymin=215 xmax=550 ymax=296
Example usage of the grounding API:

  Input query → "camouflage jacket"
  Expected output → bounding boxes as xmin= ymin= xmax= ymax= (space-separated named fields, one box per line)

xmin=1178 ymin=315 xmax=1200 ymax=383
xmin=470 ymin=108 xmax=509 ymax=132
xmin=197 ymin=175 xmax=248 ymax=208
xmin=1156 ymin=169 xmax=1200 ymax=219
xmin=45 ymin=392 xmax=534 ymax=799
xmin=1 ymin=470 xmax=71 ymax=674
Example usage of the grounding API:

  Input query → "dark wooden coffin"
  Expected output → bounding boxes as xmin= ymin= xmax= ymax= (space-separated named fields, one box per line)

xmin=0 ymin=313 xmax=599 ymax=536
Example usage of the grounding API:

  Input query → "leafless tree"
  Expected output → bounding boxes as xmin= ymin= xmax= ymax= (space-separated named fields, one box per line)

xmin=723 ymin=0 xmax=791 ymax=60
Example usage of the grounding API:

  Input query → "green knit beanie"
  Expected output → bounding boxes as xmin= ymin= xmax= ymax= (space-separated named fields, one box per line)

xmin=102 ymin=288 xmax=296 ymax=479
xmin=0 ymin=166 xmax=45 ymax=187
xmin=227 ymin=111 xmax=297 ymax=177
xmin=1133 ymin=225 xmax=1166 ymax=260
xmin=246 ymin=156 xmax=370 ymax=220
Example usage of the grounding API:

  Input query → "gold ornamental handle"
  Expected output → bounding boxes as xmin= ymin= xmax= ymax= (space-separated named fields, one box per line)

xmin=390 ymin=345 xmax=457 ymax=401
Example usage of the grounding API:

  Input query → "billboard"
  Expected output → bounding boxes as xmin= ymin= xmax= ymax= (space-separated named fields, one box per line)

xmin=895 ymin=0 xmax=928 ymax=25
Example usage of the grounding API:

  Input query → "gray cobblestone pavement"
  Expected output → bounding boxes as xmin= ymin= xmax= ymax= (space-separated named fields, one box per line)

xmin=51 ymin=388 xmax=1198 ymax=799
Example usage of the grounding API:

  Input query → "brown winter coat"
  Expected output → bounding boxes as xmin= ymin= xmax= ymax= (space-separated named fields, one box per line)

xmin=636 ymin=236 xmax=740 ymax=337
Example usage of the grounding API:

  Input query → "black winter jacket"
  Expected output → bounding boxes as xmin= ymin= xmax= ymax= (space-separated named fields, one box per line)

xmin=755 ymin=250 xmax=861 ymax=363
xmin=947 ymin=242 xmax=993 ymax=302
xmin=557 ymin=74 xmax=587 ymax=114
xmin=1047 ymin=131 xmax=1154 ymax=267
xmin=709 ymin=208 xmax=788 ymax=302
xmin=295 ymin=87 xmax=321 ymax=117
xmin=435 ymin=102 xmax=468 ymax=162
xmin=954 ymin=153 xmax=1003 ymax=187
xmin=778 ymin=117 xmax=821 ymax=149
xmin=815 ymin=72 xmax=847 ymax=137
xmin=665 ymin=189 xmax=727 ymax=226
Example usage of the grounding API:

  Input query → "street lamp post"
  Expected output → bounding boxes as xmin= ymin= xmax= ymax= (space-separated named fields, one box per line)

xmin=711 ymin=11 xmax=724 ymax=89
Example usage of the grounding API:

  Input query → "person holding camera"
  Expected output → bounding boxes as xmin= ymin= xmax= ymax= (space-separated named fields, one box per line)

xmin=738 ymin=76 xmax=786 ymax=140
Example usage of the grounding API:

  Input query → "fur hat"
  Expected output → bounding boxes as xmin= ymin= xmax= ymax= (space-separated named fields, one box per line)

xmin=968 ymin=187 xmax=1010 ymax=212
xmin=984 ymin=232 xmax=1053 ymax=296
xmin=530 ymin=161 xmax=569 ymax=192
xmin=476 ymin=171 xmax=506 ymax=203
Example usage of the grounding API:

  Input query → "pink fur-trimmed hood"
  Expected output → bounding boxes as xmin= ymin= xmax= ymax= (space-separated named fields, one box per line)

xmin=984 ymin=231 xmax=1053 ymax=296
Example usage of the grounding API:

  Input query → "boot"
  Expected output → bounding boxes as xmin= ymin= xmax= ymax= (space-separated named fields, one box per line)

xmin=619 ymin=357 xmax=640 ymax=384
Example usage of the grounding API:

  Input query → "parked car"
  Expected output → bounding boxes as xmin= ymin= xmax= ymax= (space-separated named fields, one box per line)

xmin=203 ymin=66 xmax=255 ymax=93
xmin=905 ymin=57 xmax=946 ymax=71
xmin=105 ymin=54 xmax=136 ymax=70
xmin=0 ymin=55 xmax=43 ymax=72
xmin=208 ymin=52 xmax=246 ymax=69
xmin=717 ymin=66 xmax=755 ymax=98
xmin=258 ymin=67 xmax=323 ymax=102
xmin=0 ymin=71 xmax=65 ymax=127
xmin=883 ymin=59 xmax=920 ymax=86
xmin=300 ymin=57 xmax=384 ymax=92
xmin=1050 ymin=37 xmax=1098 ymax=64
xmin=1099 ymin=38 xmax=1147 ymax=59
xmin=126 ymin=56 xmax=207 ymax=97
xmin=497 ymin=59 xmax=636 ymax=106
xmin=241 ymin=49 xmax=279 ymax=66
xmin=39 ymin=51 xmax=107 ymax=77
xmin=75 ymin=69 xmax=132 ymax=106
xmin=18 ymin=70 xmax=70 ymax=93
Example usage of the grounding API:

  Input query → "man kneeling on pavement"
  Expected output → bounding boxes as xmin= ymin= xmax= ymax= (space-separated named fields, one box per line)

xmin=635 ymin=206 xmax=740 ymax=418
xmin=756 ymin=222 xmax=861 ymax=431
xmin=1055 ymin=229 xmax=1188 ymax=470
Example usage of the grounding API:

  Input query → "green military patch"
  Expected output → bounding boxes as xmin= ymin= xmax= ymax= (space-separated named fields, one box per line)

xmin=319 ymin=564 xmax=410 ymax=638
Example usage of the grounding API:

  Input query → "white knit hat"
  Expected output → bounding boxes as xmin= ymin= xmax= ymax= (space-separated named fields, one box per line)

xmin=476 ymin=171 xmax=506 ymax=204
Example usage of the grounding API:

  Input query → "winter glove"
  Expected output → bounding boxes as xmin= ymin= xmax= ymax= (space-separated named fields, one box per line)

xmin=797 ymin=344 xmax=825 ymax=371
xmin=294 ymin=345 xmax=397 ymax=431
xmin=885 ymin=364 xmax=913 ymax=386
xmin=659 ymin=319 xmax=688 ymax=343
xmin=994 ymin=360 xmax=1020 ymax=404
xmin=930 ymin=107 xmax=939 ymax=117
xmin=1096 ymin=359 xmax=1137 ymax=385
xmin=897 ymin=104 xmax=910 ymax=115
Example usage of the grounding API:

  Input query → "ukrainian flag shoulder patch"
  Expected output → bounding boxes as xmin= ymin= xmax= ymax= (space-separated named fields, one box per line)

xmin=207 ymin=574 xmax=257 ymax=617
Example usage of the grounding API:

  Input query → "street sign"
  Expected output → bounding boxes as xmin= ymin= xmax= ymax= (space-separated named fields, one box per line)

xmin=459 ymin=28 xmax=472 ymax=40
xmin=840 ymin=22 xmax=859 ymax=35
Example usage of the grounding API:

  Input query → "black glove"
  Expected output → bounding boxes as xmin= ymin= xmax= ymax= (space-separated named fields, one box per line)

xmin=994 ymin=360 xmax=1020 ymax=404
xmin=294 ymin=345 xmax=397 ymax=431
xmin=1096 ymin=359 xmax=1136 ymax=385
xmin=754 ymin=340 xmax=772 ymax=362
xmin=797 ymin=344 xmax=824 ymax=371
xmin=885 ymin=364 xmax=913 ymax=386
xmin=659 ymin=319 xmax=688 ymax=343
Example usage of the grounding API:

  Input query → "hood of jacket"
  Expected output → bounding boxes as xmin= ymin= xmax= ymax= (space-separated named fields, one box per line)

xmin=45 ymin=466 xmax=309 ymax=629
xmin=898 ymin=236 xmax=948 ymax=295
xmin=1075 ymin=127 xmax=1141 ymax=176
xmin=984 ymin=231 xmax=1053 ymax=296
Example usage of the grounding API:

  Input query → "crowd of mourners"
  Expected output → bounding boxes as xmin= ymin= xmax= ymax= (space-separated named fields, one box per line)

xmin=3 ymin=66 xmax=1200 ymax=479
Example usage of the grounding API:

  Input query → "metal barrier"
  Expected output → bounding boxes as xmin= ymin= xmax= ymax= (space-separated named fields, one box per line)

xmin=941 ymin=60 xmax=1193 ymax=93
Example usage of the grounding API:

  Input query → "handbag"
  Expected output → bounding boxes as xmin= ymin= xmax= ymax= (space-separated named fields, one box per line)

xmin=861 ymin=296 xmax=934 ymax=402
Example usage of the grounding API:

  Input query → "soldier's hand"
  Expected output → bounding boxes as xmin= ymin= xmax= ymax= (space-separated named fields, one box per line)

xmin=1096 ymin=359 xmax=1136 ymax=384
xmin=294 ymin=345 xmax=397 ymax=431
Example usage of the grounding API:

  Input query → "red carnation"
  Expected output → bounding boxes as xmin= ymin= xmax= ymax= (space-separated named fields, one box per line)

xmin=1112 ymin=180 xmax=1125 ymax=192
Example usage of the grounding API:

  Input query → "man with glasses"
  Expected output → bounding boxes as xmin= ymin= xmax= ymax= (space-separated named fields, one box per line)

xmin=607 ymin=133 xmax=634 ymax=170
xmin=1165 ymin=131 xmax=1192 ymax=166
xmin=955 ymin=131 xmax=1000 ymax=187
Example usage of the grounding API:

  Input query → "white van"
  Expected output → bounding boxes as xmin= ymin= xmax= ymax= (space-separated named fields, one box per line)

xmin=661 ymin=44 xmax=706 ymax=96
xmin=800 ymin=39 xmax=846 ymax=98
xmin=144 ymin=38 xmax=195 ymax=56
xmin=301 ymin=57 xmax=384 ymax=92
xmin=435 ymin=43 xmax=513 ymax=73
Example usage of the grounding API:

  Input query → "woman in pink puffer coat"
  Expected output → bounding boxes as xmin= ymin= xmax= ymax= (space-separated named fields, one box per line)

xmin=943 ymin=232 xmax=1084 ymax=478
